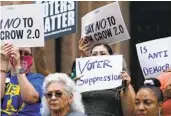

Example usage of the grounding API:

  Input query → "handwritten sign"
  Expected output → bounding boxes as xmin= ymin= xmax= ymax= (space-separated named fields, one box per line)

xmin=0 ymin=4 xmax=44 ymax=47
xmin=81 ymin=2 xmax=130 ymax=48
xmin=36 ymin=1 xmax=77 ymax=39
xmin=136 ymin=37 xmax=171 ymax=78
xmin=76 ymin=55 xmax=123 ymax=93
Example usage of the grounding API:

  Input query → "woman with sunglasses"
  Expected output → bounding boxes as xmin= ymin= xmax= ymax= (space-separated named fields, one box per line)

xmin=33 ymin=39 xmax=135 ymax=116
xmin=40 ymin=73 xmax=86 ymax=116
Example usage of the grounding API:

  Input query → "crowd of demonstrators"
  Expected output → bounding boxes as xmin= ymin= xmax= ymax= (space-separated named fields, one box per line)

xmin=135 ymin=78 xmax=164 ymax=116
xmin=40 ymin=73 xmax=86 ymax=116
xmin=70 ymin=38 xmax=136 ymax=116
xmin=157 ymin=71 xmax=171 ymax=116
xmin=32 ymin=38 xmax=170 ymax=116
xmin=0 ymin=43 xmax=44 ymax=116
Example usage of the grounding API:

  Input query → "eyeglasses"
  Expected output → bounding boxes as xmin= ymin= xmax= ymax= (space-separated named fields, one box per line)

xmin=19 ymin=51 xmax=32 ymax=56
xmin=45 ymin=91 xmax=63 ymax=99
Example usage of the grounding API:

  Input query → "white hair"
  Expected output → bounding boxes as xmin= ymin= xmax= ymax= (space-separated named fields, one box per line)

xmin=40 ymin=73 xmax=85 ymax=116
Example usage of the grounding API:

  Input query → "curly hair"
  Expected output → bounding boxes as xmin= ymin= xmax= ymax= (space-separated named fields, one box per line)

xmin=40 ymin=73 xmax=85 ymax=116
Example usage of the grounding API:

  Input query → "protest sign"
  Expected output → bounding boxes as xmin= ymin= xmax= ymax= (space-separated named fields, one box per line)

xmin=76 ymin=55 xmax=123 ymax=93
xmin=81 ymin=2 xmax=130 ymax=48
xmin=36 ymin=1 xmax=77 ymax=39
xmin=136 ymin=37 xmax=171 ymax=78
xmin=0 ymin=4 xmax=44 ymax=47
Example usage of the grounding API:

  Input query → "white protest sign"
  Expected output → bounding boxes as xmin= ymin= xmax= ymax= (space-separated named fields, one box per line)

xmin=81 ymin=2 xmax=130 ymax=48
xmin=76 ymin=55 xmax=123 ymax=93
xmin=0 ymin=4 xmax=44 ymax=47
xmin=136 ymin=37 xmax=171 ymax=79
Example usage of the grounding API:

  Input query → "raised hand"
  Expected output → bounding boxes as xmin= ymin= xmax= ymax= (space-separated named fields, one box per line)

xmin=121 ymin=71 xmax=131 ymax=87
xmin=1 ymin=43 xmax=13 ymax=62
xmin=78 ymin=37 xmax=91 ymax=57
xmin=8 ymin=45 xmax=21 ymax=68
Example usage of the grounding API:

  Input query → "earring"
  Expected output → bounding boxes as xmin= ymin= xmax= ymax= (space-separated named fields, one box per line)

xmin=158 ymin=109 xmax=161 ymax=116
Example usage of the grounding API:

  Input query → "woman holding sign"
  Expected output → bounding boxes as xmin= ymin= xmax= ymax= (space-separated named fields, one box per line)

xmin=73 ymin=39 xmax=135 ymax=116
xmin=34 ymin=39 xmax=135 ymax=116
xmin=0 ymin=43 xmax=44 ymax=116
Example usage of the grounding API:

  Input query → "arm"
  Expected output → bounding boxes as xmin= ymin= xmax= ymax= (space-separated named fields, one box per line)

xmin=0 ymin=43 xmax=12 ymax=99
xmin=120 ymin=72 xmax=135 ymax=116
xmin=120 ymin=84 xmax=135 ymax=116
xmin=9 ymin=46 xmax=40 ymax=104
xmin=78 ymin=37 xmax=91 ymax=57
xmin=0 ymin=61 xmax=8 ymax=99
xmin=33 ymin=47 xmax=51 ymax=77
xmin=16 ymin=69 xmax=40 ymax=104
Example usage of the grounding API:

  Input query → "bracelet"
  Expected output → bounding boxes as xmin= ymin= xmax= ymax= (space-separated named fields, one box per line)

xmin=0 ymin=69 xmax=7 ymax=74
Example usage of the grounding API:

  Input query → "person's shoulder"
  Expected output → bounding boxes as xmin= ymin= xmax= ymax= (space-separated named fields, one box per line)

xmin=67 ymin=111 xmax=86 ymax=116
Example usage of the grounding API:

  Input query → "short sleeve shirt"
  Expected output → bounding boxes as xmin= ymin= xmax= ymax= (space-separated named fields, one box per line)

xmin=1 ymin=72 xmax=44 ymax=116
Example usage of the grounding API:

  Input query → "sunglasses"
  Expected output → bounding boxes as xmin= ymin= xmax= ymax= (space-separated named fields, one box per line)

xmin=45 ymin=91 xmax=63 ymax=99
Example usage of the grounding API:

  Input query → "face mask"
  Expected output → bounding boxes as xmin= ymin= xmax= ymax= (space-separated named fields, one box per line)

xmin=10 ymin=56 xmax=33 ymax=74
xmin=20 ymin=56 xmax=33 ymax=74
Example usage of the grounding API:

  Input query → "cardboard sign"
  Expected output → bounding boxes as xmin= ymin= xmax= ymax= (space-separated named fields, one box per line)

xmin=81 ymin=2 xmax=130 ymax=48
xmin=136 ymin=37 xmax=171 ymax=78
xmin=36 ymin=1 xmax=77 ymax=39
xmin=0 ymin=4 xmax=44 ymax=47
xmin=76 ymin=55 xmax=123 ymax=93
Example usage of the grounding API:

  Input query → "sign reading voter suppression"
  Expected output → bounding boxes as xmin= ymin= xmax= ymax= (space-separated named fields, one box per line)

xmin=76 ymin=55 xmax=123 ymax=93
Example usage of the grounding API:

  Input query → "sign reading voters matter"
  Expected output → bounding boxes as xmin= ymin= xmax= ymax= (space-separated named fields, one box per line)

xmin=81 ymin=2 xmax=130 ymax=48
xmin=76 ymin=55 xmax=123 ymax=93
xmin=0 ymin=4 xmax=44 ymax=47
xmin=36 ymin=1 xmax=77 ymax=39
xmin=136 ymin=37 xmax=171 ymax=78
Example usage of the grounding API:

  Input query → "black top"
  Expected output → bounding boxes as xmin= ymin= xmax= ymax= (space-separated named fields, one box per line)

xmin=82 ymin=89 xmax=123 ymax=116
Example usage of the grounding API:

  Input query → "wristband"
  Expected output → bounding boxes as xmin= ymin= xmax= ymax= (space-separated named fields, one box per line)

xmin=15 ymin=67 xmax=25 ymax=75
